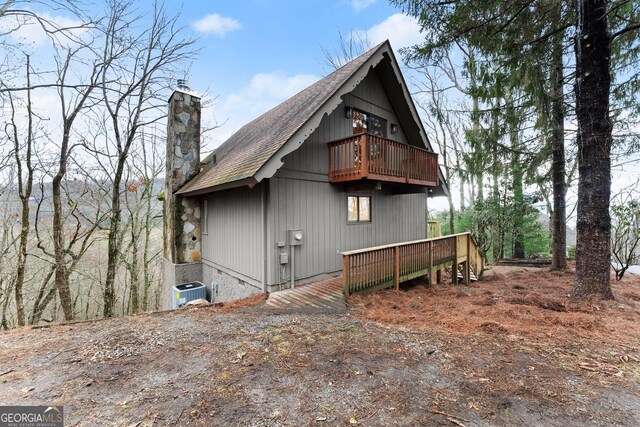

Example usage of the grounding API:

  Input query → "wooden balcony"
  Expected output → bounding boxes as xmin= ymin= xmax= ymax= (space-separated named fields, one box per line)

xmin=328 ymin=133 xmax=439 ymax=187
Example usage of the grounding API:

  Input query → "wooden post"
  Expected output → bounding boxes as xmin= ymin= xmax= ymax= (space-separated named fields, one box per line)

xmin=394 ymin=245 xmax=400 ymax=290
xmin=342 ymin=255 xmax=350 ymax=296
xmin=464 ymin=233 xmax=471 ymax=285
xmin=436 ymin=269 xmax=441 ymax=284
xmin=360 ymin=134 xmax=368 ymax=178
xmin=328 ymin=143 xmax=333 ymax=181
xmin=452 ymin=236 xmax=459 ymax=285
xmin=427 ymin=240 xmax=433 ymax=287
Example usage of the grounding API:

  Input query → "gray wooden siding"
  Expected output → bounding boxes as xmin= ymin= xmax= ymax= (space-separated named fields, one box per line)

xmin=201 ymin=184 xmax=263 ymax=282
xmin=201 ymin=67 xmax=428 ymax=287
xmin=282 ymin=69 xmax=408 ymax=174
xmin=269 ymin=67 xmax=428 ymax=284
xmin=268 ymin=176 xmax=426 ymax=283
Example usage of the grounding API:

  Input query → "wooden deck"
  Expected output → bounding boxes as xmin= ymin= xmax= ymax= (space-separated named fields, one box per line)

xmin=341 ymin=232 xmax=484 ymax=295
xmin=264 ymin=276 xmax=346 ymax=313
xmin=263 ymin=233 xmax=483 ymax=312
xmin=328 ymin=133 xmax=439 ymax=186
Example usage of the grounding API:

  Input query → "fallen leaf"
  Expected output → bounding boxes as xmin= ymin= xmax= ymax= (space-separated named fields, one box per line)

xmin=349 ymin=417 xmax=358 ymax=425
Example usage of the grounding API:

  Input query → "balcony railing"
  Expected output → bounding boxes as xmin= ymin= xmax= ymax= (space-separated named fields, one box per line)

xmin=328 ymin=133 xmax=439 ymax=186
xmin=341 ymin=232 xmax=484 ymax=295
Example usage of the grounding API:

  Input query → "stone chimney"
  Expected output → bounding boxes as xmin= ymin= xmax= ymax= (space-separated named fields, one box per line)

xmin=163 ymin=85 xmax=202 ymax=265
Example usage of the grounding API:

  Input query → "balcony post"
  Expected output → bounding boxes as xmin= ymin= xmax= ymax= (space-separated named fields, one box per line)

xmin=359 ymin=134 xmax=368 ymax=179
xmin=328 ymin=142 xmax=333 ymax=181
xmin=394 ymin=245 xmax=400 ymax=290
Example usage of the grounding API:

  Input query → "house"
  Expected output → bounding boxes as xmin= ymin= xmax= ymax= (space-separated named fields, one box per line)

xmin=161 ymin=41 xmax=448 ymax=306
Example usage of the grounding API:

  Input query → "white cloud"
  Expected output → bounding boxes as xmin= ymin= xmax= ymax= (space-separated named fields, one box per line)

xmin=208 ymin=72 xmax=320 ymax=147
xmin=350 ymin=0 xmax=377 ymax=12
xmin=192 ymin=14 xmax=241 ymax=37
xmin=352 ymin=13 xmax=423 ymax=50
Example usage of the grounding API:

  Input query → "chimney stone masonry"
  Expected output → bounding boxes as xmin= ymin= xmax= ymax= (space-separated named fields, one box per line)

xmin=163 ymin=89 xmax=202 ymax=265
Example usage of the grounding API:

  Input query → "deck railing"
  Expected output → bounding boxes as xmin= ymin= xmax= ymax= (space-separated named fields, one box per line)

xmin=341 ymin=232 xmax=483 ymax=295
xmin=328 ymin=133 xmax=439 ymax=186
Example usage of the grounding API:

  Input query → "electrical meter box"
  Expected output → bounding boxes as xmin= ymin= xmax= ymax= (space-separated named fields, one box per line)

xmin=288 ymin=229 xmax=304 ymax=246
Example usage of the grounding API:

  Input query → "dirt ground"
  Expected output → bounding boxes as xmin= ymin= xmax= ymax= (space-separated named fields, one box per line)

xmin=1 ymin=265 xmax=639 ymax=426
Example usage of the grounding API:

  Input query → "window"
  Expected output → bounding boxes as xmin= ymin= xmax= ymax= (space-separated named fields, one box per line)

xmin=368 ymin=114 xmax=387 ymax=137
xmin=347 ymin=195 xmax=371 ymax=223
xmin=352 ymin=110 xmax=368 ymax=134
xmin=352 ymin=109 xmax=387 ymax=137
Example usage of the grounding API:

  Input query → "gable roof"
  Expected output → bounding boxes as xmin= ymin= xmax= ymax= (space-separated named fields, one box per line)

xmin=177 ymin=41 xmax=448 ymax=197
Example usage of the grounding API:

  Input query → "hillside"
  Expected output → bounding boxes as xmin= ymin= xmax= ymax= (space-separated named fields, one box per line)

xmin=1 ymin=267 xmax=639 ymax=426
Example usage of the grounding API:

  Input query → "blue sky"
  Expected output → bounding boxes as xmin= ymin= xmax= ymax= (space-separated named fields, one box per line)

xmin=169 ymin=0 xmax=425 ymax=148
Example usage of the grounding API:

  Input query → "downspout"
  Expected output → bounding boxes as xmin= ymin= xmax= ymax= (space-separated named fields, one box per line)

xmin=261 ymin=182 xmax=268 ymax=294
xmin=290 ymin=242 xmax=295 ymax=289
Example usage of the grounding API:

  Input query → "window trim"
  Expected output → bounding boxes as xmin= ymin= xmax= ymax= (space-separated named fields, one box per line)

xmin=347 ymin=194 xmax=372 ymax=224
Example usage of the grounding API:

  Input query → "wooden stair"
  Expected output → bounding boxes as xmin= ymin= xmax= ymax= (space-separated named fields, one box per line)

xmin=456 ymin=265 xmax=478 ymax=282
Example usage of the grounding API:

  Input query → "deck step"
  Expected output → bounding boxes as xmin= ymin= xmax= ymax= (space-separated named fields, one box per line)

xmin=456 ymin=265 xmax=478 ymax=282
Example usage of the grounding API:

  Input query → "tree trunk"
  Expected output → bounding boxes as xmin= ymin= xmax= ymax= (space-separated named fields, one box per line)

xmin=52 ymin=173 xmax=74 ymax=320
xmin=511 ymin=112 xmax=525 ymax=258
xmin=505 ymin=87 xmax=524 ymax=258
xmin=550 ymin=13 xmax=567 ymax=270
xmin=52 ymin=115 xmax=75 ymax=321
xmin=12 ymin=55 xmax=35 ymax=326
xmin=571 ymin=0 xmax=614 ymax=299
xmin=103 ymin=159 xmax=125 ymax=318
xmin=469 ymin=51 xmax=486 ymax=254
xmin=129 ymin=215 xmax=140 ymax=313
xmin=490 ymin=96 xmax=502 ymax=261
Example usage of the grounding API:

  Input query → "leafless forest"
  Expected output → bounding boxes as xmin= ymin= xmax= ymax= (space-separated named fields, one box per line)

xmin=0 ymin=0 xmax=197 ymax=327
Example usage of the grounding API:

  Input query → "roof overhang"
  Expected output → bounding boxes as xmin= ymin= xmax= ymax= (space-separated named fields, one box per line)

xmin=176 ymin=177 xmax=258 ymax=197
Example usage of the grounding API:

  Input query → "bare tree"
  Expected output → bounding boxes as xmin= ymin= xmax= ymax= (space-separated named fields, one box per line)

xmin=610 ymin=182 xmax=640 ymax=281
xmin=120 ymin=131 xmax=163 ymax=313
xmin=322 ymin=30 xmax=371 ymax=72
xmin=0 ymin=0 xmax=197 ymax=327
xmin=4 ymin=56 xmax=35 ymax=326
xmin=94 ymin=0 xmax=196 ymax=317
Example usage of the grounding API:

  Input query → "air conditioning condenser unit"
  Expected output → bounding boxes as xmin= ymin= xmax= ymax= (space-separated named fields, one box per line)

xmin=172 ymin=282 xmax=206 ymax=309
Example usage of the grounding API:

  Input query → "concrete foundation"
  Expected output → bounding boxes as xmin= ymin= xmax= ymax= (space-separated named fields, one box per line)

xmin=202 ymin=263 xmax=262 ymax=304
